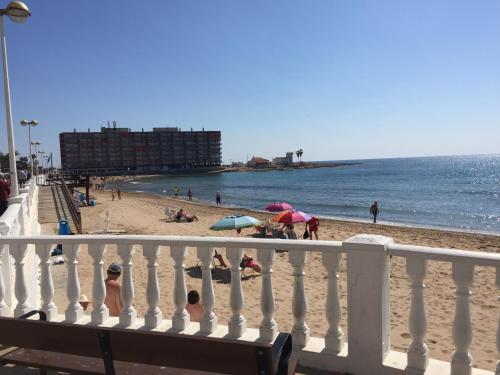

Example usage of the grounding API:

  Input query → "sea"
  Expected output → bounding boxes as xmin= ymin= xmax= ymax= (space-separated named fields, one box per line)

xmin=115 ymin=154 xmax=500 ymax=235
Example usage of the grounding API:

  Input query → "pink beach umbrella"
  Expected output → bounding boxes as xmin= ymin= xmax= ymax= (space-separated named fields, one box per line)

xmin=272 ymin=210 xmax=312 ymax=224
xmin=265 ymin=202 xmax=294 ymax=212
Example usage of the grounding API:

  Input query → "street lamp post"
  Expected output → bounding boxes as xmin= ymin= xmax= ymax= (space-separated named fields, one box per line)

xmin=31 ymin=140 xmax=40 ymax=174
xmin=20 ymin=119 xmax=38 ymax=176
xmin=0 ymin=1 xmax=31 ymax=197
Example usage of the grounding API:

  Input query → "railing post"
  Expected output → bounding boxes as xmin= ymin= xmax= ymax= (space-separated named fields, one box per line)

xmin=496 ymin=267 xmax=499 ymax=375
xmin=406 ymin=257 xmax=428 ymax=374
xmin=0 ymin=244 xmax=11 ymax=316
xmin=289 ymin=249 xmax=310 ymax=348
xmin=226 ymin=247 xmax=246 ymax=338
xmin=170 ymin=245 xmax=189 ymax=332
xmin=35 ymin=243 xmax=58 ymax=321
xmin=10 ymin=243 xmax=32 ymax=317
xmin=451 ymin=262 xmax=474 ymax=375
xmin=343 ymin=234 xmax=393 ymax=375
xmin=322 ymin=249 xmax=345 ymax=353
xmin=118 ymin=243 xmax=137 ymax=327
xmin=197 ymin=246 xmax=217 ymax=334
xmin=88 ymin=243 xmax=109 ymax=325
xmin=65 ymin=243 xmax=83 ymax=322
xmin=143 ymin=243 xmax=162 ymax=329
xmin=257 ymin=248 xmax=277 ymax=342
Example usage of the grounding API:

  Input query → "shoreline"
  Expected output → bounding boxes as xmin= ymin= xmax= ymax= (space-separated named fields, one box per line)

xmin=108 ymin=189 xmax=500 ymax=239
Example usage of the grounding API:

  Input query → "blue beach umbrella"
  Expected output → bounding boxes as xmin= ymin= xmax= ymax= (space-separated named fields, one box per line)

xmin=210 ymin=214 xmax=263 ymax=231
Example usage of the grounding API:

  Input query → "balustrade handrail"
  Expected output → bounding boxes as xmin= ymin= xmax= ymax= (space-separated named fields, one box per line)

xmin=59 ymin=179 xmax=82 ymax=234
xmin=0 ymin=235 xmax=343 ymax=251
xmin=387 ymin=243 xmax=500 ymax=267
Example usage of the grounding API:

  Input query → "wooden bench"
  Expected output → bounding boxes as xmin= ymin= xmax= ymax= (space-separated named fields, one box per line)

xmin=0 ymin=311 xmax=293 ymax=375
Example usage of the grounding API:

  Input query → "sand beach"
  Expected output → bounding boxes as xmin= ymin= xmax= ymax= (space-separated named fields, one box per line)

xmin=43 ymin=189 xmax=499 ymax=370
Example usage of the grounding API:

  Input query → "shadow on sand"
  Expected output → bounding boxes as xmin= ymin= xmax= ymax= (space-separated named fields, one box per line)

xmin=185 ymin=266 xmax=260 ymax=284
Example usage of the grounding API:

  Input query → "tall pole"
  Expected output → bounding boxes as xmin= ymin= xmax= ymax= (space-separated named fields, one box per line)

xmin=0 ymin=16 xmax=18 ymax=196
xmin=28 ymin=124 xmax=33 ymax=176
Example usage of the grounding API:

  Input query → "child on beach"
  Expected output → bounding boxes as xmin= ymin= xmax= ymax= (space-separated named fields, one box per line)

xmin=186 ymin=290 xmax=204 ymax=322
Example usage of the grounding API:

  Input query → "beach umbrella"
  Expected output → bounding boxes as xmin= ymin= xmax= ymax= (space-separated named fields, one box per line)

xmin=272 ymin=210 xmax=312 ymax=224
xmin=265 ymin=202 xmax=294 ymax=212
xmin=210 ymin=214 xmax=263 ymax=231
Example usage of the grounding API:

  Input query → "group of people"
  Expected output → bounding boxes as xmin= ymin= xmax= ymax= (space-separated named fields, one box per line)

xmin=176 ymin=208 xmax=198 ymax=222
xmin=172 ymin=186 xmax=223 ymax=208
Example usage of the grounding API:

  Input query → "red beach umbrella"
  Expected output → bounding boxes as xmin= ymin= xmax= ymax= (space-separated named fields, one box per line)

xmin=272 ymin=210 xmax=312 ymax=224
xmin=265 ymin=202 xmax=294 ymax=212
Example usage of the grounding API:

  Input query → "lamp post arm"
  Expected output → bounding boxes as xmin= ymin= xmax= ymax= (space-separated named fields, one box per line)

xmin=0 ymin=15 xmax=18 ymax=196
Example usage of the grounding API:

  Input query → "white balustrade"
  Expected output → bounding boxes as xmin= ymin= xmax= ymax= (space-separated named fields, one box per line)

xmin=88 ymin=243 xmax=109 ymax=324
xmin=35 ymin=243 xmax=57 ymax=321
xmin=118 ymin=244 xmax=137 ymax=326
xmin=197 ymin=246 xmax=217 ymax=334
xmin=451 ymin=262 xmax=474 ymax=375
xmin=406 ymin=257 xmax=428 ymax=374
xmin=226 ymin=247 xmax=246 ymax=338
xmin=65 ymin=244 xmax=83 ymax=322
xmin=0 ymin=245 xmax=10 ymax=316
xmin=170 ymin=245 xmax=189 ymax=332
xmin=322 ymin=250 xmax=344 ymax=353
xmin=289 ymin=249 xmax=310 ymax=348
xmin=11 ymin=243 xmax=32 ymax=317
xmin=0 ymin=234 xmax=498 ymax=375
xmin=257 ymin=248 xmax=277 ymax=342
xmin=143 ymin=244 xmax=162 ymax=329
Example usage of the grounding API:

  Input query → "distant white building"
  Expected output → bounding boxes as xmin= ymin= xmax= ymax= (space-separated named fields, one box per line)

xmin=272 ymin=152 xmax=293 ymax=166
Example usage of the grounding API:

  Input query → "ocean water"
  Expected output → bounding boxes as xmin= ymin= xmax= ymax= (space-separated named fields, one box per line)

xmin=116 ymin=154 xmax=500 ymax=234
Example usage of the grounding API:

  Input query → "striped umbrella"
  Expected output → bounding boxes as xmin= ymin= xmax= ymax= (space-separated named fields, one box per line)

xmin=210 ymin=214 xmax=262 ymax=231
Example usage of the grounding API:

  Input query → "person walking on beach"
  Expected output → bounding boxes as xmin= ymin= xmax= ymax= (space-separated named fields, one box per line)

xmin=215 ymin=191 xmax=221 ymax=207
xmin=174 ymin=186 xmax=180 ymax=198
xmin=0 ymin=173 xmax=10 ymax=217
xmin=117 ymin=187 xmax=121 ymax=200
xmin=370 ymin=201 xmax=379 ymax=223
xmin=111 ymin=189 xmax=115 ymax=201
xmin=187 ymin=189 xmax=193 ymax=201
xmin=104 ymin=263 xmax=124 ymax=317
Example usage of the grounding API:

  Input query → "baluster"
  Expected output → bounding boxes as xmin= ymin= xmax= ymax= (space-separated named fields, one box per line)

xmin=496 ymin=267 xmax=499 ymax=375
xmin=257 ymin=248 xmax=277 ymax=342
xmin=227 ymin=247 xmax=246 ymax=338
xmin=170 ymin=245 xmax=189 ymax=331
xmin=35 ymin=243 xmax=58 ymax=321
xmin=118 ymin=243 xmax=137 ymax=326
xmin=197 ymin=246 xmax=217 ymax=334
xmin=406 ymin=257 xmax=428 ymax=374
xmin=143 ymin=244 xmax=162 ymax=329
xmin=10 ymin=243 xmax=32 ymax=317
xmin=65 ymin=244 xmax=83 ymax=322
xmin=322 ymin=250 xmax=344 ymax=353
xmin=0 ymin=245 xmax=11 ymax=316
xmin=451 ymin=262 xmax=474 ymax=375
xmin=289 ymin=250 xmax=310 ymax=348
xmin=88 ymin=243 xmax=109 ymax=324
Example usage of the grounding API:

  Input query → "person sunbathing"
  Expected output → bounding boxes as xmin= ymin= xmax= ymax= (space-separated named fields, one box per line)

xmin=176 ymin=208 xmax=199 ymax=222
xmin=240 ymin=254 xmax=262 ymax=273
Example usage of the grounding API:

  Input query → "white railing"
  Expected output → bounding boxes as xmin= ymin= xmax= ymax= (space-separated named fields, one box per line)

xmin=0 ymin=234 xmax=498 ymax=375
xmin=0 ymin=178 xmax=40 ymax=310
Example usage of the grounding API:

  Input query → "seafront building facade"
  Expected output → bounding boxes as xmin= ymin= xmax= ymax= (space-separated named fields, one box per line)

xmin=59 ymin=127 xmax=222 ymax=175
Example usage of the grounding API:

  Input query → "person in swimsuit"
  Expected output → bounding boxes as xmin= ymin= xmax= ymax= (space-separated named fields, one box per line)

xmin=370 ymin=201 xmax=379 ymax=223
xmin=104 ymin=263 xmax=124 ymax=317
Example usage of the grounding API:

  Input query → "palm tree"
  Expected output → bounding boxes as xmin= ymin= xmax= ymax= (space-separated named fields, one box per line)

xmin=295 ymin=150 xmax=300 ymax=163
xmin=298 ymin=149 xmax=303 ymax=163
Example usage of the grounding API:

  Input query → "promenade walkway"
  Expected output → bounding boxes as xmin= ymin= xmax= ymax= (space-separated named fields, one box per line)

xmin=37 ymin=185 xmax=77 ymax=233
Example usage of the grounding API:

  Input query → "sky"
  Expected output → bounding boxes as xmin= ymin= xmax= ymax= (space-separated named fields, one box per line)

xmin=0 ymin=0 xmax=499 ymax=166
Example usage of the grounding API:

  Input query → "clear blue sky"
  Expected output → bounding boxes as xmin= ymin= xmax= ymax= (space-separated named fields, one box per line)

xmin=0 ymin=0 xmax=499 ymax=165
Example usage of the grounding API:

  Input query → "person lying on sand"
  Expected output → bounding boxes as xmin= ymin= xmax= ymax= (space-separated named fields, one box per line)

xmin=240 ymin=254 xmax=262 ymax=273
xmin=176 ymin=208 xmax=199 ymax=222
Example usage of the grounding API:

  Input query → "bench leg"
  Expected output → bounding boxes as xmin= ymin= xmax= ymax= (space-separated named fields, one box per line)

xmin=98 ymin=331 xmax=116 ymax=375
